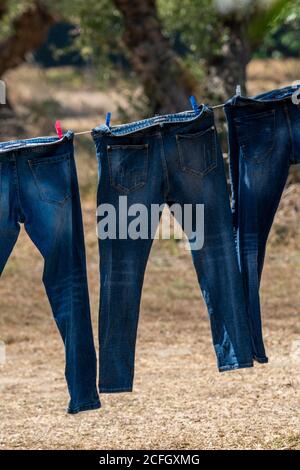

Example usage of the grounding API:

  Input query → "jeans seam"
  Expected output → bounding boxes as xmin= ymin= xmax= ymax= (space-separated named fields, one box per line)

xmin=159 ymin=133 xmax=170 ymax=199
xmin=284 ymin=104 xmax=295 ymax=163
xmin=13 ymin=156 xmax=26 ymax=220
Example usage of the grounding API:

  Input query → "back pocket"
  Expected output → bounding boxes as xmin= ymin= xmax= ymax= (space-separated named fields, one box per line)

xmin=234 ymin=110 xmax=275 ymax=163
xmin=29 ymin=153 xmax=71 ymax=205
xmin=176 ymin=126 xmax=217 ymax=177
xmin=107 ymin=144 xmax=149 ymax=194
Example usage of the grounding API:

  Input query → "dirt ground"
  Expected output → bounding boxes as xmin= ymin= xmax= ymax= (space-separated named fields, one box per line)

xmin=0 ymin=59 xmax=300 ymax=450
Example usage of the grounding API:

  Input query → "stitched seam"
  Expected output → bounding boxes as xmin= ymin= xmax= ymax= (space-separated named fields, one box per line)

xmin=284 ymin=105 xmax=295 ymax=163
xmin=28 ymin=158 xmax=71 ymax=206
xmin=159 ymin=134 xmax=170 ymax=199
xmin=108 ymin=144 xmax=148 ymax=150
xmin=175 ymin=125 xmax=215 ymax=140
xmin=13 ymin=157 xmax=26 ymax=219
xmin=107 ymin=144 xmax=149 ymax=194
xmin=176 ymin=127 xmax=218 ymax=177
xmin=237 ymin=111 xmax=276 ymax=163
xmin=29 ymin=152 xmax=70 ymax=166
xmin=234 ymin=109 xmax=275 ymax=123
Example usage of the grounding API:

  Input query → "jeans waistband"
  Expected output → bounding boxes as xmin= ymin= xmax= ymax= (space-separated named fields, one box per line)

xmin=225 ymin=85 xmax=300 ymax=108
xmin=0 ymin=130 xmax=74 ymax=155
xmin=92 ymin=104 xmax=211 ymax=138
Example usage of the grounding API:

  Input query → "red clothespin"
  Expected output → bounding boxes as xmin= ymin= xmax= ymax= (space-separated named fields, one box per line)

xmin=55 ymin=120 xmax=63 ymax=139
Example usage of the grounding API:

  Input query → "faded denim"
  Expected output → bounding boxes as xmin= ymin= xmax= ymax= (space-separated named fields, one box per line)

xmin=225 ymin=85 xmax=300 ymax=363
xmin=0 ymin=132 xmax=100 ymax=413
xmin=93 ymin=105 xmax=254 ymax=393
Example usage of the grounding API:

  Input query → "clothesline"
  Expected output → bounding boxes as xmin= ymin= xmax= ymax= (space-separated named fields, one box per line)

xmin=72 ymin=101 xmax=225 ymax=136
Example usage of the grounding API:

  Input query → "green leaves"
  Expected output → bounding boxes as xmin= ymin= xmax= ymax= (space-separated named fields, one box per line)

xmin=247 ymin=0 xmax=295 ymax=46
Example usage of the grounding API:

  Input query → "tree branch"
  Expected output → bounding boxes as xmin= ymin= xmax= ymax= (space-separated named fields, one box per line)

xmin=0 ymin=1 xmax=56 ymax=78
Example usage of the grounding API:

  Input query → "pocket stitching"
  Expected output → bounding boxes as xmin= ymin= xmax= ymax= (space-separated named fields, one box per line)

xmin=176 ymin=126 xmax=217 ymax=177
xmin=107 ymin=144 xmax=149 ymax=194
xmin=236 ymin=110 xmax=275 ymax=163
xmin=234 ymin=109 xmax=275 ymax=124
xmin=28 ymin=157 xmax=71 ymax=206
xmin=176 ymin=125 xmax=215 ymax=140
xmin=29 ymin=152 xmax=70 ymax=167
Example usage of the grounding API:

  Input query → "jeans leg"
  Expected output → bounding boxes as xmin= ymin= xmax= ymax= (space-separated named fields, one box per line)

xmin=98 ymin=235 xmax=156 ymax=392
xmin=237 ymin=153 xmax=289 ymax=362
xmin=0 ymin=161 xmax=20 ymax=275
xmin=170 ymin=140 xmax=254 ymax=370
xmin=96 ymin=133 xmax=164 ymax=392
xmin=23 ymin=156 xmax=100 ymax=413
xmin=0 ymin=229 xmax=20 ymax=276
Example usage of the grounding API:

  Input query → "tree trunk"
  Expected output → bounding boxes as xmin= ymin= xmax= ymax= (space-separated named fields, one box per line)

xmin=207 ymin=19 xmax=251 ymax=101
xmin=0 ymin=0 xmax=8 ymax=20
xmin=0 ymin=1 xmax=56 ymax=78
xmin=113 ymin=0 xmax=197 ymax=115
xmin=0 ymin=1 xmax=55 ymax=123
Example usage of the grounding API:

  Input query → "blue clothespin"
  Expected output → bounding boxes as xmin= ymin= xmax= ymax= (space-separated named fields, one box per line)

xmin=106 ymin=112 xmax=111 ymax=127
xmin=189 ymin=95 xmax=198 ymax=112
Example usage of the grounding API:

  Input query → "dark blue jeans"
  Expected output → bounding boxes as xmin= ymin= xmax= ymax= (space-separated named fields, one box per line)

xmin=93 ymin=105 xmax=254 ymax=393
xmin=0 ymin=132 xmax=100 ymax=413
xmin=225 ymin=85 xmax=300 ymax=363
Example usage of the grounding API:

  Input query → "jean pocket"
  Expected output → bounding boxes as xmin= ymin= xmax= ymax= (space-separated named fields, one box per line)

xmin=28 ymin=153 xmax=71 ymax=206
xmin=234 ymin=110 xmax=275 ymax=163
xmin=107 ymin=144 xmax=149 ymax=194
xmin=176 ymin=126 xmax=217 ymax=177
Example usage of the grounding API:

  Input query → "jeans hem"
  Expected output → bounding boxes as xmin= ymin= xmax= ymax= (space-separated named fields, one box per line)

xmin=218 ymin=362 xmax=253 ymax=372
xmin=253 ymin=355 xmax=268 ymax=364
xmin=67 ymin=400 xmax=101 ymax=414
xmin=99 ymin=387 xmax=133 ymax=393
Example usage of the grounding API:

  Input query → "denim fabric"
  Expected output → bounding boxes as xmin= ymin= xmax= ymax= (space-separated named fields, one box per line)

xmin=93 ymin=105 xmax=254 ymax=393
xmin=224 ymin=85 xmax=300 ymax=363
xmin=0 ymin=132 xmax=100 ymax=413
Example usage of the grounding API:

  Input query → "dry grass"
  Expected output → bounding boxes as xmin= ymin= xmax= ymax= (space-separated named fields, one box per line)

xmin=247 ymin=58 xmax=300 ymax=95
xmin=0 ymin=59 xmax=300 ymax=450
xmin=0 ymin=194 xmax=299 ymax=450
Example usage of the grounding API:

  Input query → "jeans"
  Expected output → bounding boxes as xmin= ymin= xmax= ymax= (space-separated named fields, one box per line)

xmin=0 ymin=132 xmax=100 ymax=413
xmin=93 ymin=105 xmax=254 ymax=393
xmin=224 ymin=85 xmax=300 ymax=363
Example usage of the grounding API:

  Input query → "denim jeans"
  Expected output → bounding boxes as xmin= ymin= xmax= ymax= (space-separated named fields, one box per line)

xmin=0 ymin=132 xmax=100 ymax=413
xmin=225 ymin=85 xmax=300 ymax=363
xmin=93 ymin=105 xmax=254 ymax=393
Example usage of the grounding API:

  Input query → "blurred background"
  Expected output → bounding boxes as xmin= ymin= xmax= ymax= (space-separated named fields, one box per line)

xmin=0 ymin=0 xmax=300 ymax=450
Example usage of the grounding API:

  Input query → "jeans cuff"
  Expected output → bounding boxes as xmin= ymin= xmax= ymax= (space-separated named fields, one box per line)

xmin=253 ymin=355 xmax=269 ymax=364
xmin=99 ymin=387 xmax=133 ymax=393
xmin=67 ymin=400 xmax=101 ymax=414
xmin=218 ymin=361 xmax=254 ymax=372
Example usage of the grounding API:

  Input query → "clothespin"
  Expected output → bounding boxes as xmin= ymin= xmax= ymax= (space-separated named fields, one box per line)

xmin=236 ymin=85 xmax=242 ymax=96
xmin=105 ymin=112 xmax=111 ymax=128
xmin=55 ymin=120 xmax=63 ymax=139
xmin=189 ymin=95 xmax=198 ymax=112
